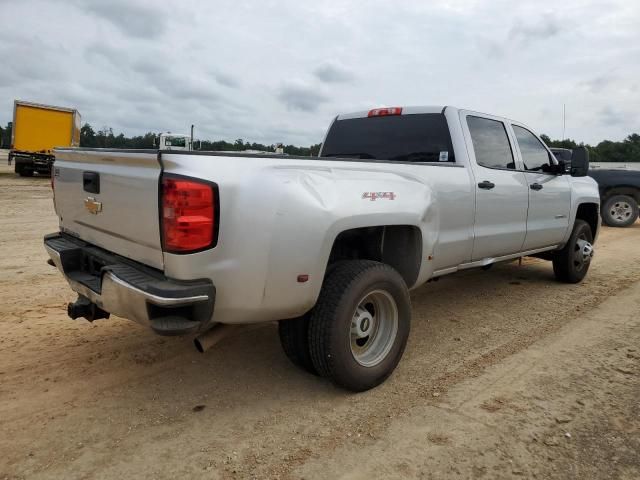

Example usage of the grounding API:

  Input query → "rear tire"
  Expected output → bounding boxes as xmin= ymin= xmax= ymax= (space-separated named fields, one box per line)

xmin=602 ymin=194 xmax=638 ymax=227
xmin=278 ymin=315 xmax=318 ymax=375
xmin=308 ymin=260 xmax=411 ymax=392
xmin=17 ymin=166 xmax=33 ymax=177
xmin=553 ymin=219 xmax=594 ymax=283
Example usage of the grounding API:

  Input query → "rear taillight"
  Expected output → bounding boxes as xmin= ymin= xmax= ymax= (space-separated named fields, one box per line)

xmin=161 ymin=176 xmax=218 ymax=253
xmin=368 ymin=107 xmax=403 ymax=117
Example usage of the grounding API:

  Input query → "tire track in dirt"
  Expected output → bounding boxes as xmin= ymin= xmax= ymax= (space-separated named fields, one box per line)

xmin=260 ymin=267 xmax=640 ymax=479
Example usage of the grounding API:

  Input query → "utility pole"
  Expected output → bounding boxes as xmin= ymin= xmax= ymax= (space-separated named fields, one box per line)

xmin=562 ymin=104 xmax=566 ymax=140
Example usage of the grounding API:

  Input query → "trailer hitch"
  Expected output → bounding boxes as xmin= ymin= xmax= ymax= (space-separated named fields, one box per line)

xmin=67 ymin=296 xmax=110 ymax=322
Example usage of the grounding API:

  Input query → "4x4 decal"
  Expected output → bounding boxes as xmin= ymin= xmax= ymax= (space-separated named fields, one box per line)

xmin=362 ymin=192 xmax=396 ymax=201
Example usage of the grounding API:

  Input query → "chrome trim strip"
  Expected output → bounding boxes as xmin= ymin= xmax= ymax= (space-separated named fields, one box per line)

xmin=106 ymin=273 xmax=209 ymax=305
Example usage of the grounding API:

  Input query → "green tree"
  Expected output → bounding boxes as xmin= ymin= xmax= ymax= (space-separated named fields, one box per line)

xmin=80 ymin=123 xmax=96 ymax=147
xmin=72 ymin=122 xmax=326 ymax=155
xmin=310 ymin=143 xmax=321 ymax=156
xmin=1 ymin=122 xmax=13 ymax=148
xmin=541 ymin=132 xmax=640 ymax=163
xmin=233 ymin=138 xmax=245 ymax=151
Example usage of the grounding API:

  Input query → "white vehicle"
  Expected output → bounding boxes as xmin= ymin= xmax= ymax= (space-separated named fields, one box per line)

xmin=45 ymin=106 xmax=600 ymax=391
xmin=159 ymin=133 xmax=192 ymax=151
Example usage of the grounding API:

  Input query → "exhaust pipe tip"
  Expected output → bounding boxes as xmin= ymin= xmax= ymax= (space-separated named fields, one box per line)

xmin=194 ymin=324 xmax=236 ymax=353
xmin=194 ymin=324 xmax=256 ymax=353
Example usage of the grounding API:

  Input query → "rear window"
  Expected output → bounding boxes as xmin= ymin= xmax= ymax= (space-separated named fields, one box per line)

xmin=320 ymin=113 xmax=455 ymax=163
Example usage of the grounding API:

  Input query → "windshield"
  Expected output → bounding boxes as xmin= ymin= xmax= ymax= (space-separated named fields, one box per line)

xmin=320 ymin=113 xmax=455 ymax=163
xmin=165 ymin=136 xmax=186 ymax=147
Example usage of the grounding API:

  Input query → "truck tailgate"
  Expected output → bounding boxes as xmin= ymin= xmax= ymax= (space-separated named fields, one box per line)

xmin=53 ymin=149 xmax=164 ymax=270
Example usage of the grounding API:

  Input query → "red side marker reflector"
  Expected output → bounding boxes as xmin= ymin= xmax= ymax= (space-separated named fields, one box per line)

xmin=368 ymin=107 xmax=403 ymax=117
xmin=297 ymin=274 xmax=309 ymax=283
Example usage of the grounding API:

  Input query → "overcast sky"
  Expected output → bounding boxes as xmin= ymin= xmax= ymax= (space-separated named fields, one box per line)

xmin=1 ymin=0 xmax=638 ymax=146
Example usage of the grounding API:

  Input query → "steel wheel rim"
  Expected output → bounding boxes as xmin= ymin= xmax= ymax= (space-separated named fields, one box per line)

xmin=350 ymin=290 xmax=398 ymax=367
xmin=610 ymin=201 xmax=632 ymax=223
xmin=573 ymin=234 xmax=594 ymax=272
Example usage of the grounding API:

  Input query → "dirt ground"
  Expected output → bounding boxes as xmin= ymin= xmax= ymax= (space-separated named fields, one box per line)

xmin=0 ymin=162 xmax=638 ymax=480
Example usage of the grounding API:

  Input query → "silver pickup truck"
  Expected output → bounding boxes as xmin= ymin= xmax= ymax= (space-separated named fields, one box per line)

xmin=45 ymin=106 xmax=600 ymax=391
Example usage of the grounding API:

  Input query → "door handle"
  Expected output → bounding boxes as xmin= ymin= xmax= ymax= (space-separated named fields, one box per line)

xmin=530 ymin=183 xmax=543 ymax=191
xmin=477 ymin=180 xmax=495 ymax=190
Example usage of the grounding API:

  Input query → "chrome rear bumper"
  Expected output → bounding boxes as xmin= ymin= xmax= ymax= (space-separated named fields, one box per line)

xmin=44 ymin=233 xmax=215 ymax=335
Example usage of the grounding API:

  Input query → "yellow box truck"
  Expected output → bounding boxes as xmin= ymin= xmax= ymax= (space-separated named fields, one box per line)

xmin=8 ymin=100 xmax=81 ymax=176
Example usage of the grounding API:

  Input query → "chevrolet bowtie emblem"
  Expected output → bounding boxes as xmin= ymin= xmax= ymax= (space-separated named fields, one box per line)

xmin=84 ymin=197 xmax=103 ymax=215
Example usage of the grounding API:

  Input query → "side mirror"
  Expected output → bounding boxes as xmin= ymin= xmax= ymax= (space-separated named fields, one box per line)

xmin=570 ymin=147 xmax=589 ymax=177
xmin=543 ymin=153 xmax=566 ymax=175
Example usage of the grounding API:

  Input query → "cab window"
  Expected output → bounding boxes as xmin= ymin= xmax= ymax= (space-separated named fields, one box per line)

xmin=466 ymin=116 xmax=515 ymax=170
xmin=513 ymin=125 xmax=553 ymax=172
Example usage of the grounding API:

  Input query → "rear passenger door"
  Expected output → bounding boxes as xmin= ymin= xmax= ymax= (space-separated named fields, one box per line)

xmin=463 ymin=115 xmax=529 ymax=260
xmin=511 ymin=125 xmax=571 ymax=250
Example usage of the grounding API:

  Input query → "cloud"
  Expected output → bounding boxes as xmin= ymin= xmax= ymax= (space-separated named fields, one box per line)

xmin=277 ymin=81 xmax=328 ymax=112
xmin=580 ymin=75 xmax=616 ymax=94
xmin=1 ymin=0 xmax=639 ymax=146
xmin=214 ymin=72 xmax=240 ymax=89
xmin=313 ymin=61 xmax=355 ymax=84
xmin=131 ymin=58 xmax=163 ymax=75
xmin=0 ymin=32 xmax=69 ymax=85
xmin=144 ymin=70 xmax=221 ymax=102
xmin=507 ymin=13 xmax=562 ymax=46
xmin=78 ymin=0 xmax=167 ymax=39
xmin=599 ymin=106 xmax=637 ymax=127
xmin=84 ymin=42 xmax=125 ymax=66
xmin=0 ymin=68 xmax=20 ymax=88
xmin=484 ymin=12 xmax=564 ymax=57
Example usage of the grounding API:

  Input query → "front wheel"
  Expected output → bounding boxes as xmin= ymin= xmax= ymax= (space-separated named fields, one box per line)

xmin=308 ymin=260 xmax=411 ymax=392
xmin=552 ymin=219 xmax=594 ymax=283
